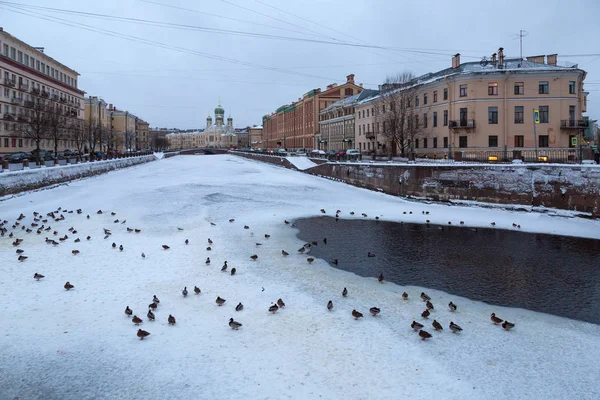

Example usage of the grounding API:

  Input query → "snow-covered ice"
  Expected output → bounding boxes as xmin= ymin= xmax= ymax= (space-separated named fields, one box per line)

xmin=286 ymin=155 xmax=317 ymax=170
xmin=1 ymin=154 xmax=599 ymax=400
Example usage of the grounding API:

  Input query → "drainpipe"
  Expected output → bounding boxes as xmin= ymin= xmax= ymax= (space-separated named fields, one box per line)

xmin=503 ymin=71 xmax=509 ymax=160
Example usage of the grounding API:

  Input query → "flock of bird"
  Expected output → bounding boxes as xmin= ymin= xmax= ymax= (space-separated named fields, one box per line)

xmin=1 ymin=205 xmax=517 ymax=342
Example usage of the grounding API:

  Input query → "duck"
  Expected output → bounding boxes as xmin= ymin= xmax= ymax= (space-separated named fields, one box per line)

xmin=162 ymin=245 xmax=170 ymax=250
xmin=132 ymin=315 xmax=143 ymax=325
xmin=327 ymin=300 xmax=333 ymax=311
xmin=256 ymin=242 xmax=262 ymax=246
xmin=362 ymin=213 xmax=367 ymax=217
xmin=18 ymin=255 xmax=28 ymax=262
xmin=352 ymin=309 xmax=363 ymax=320
xmin=229 ymin=219 xmax=235 ymax=223
xmin=221 ymin=263 xmax=228 ymax=272
xmin=277 ymin=298 xmax=285 ymax=308
xmin=206 ymin=257 xmax=211 ymax=265
xmin=449 ymin=321 xmax=463 ymax=333
xmin=284 ymin=220 xmax=289 ymax=225
xmin=491 ymin=222 xmax=496 ymax=226
xmin=411 ymin=321 xmax=424 ymax=332
xmin=97 ymin=210 xmax=103 ymax=214
xmin=141 ymin=253 xmax=145 ymax=259
xmin=244 ymin=225 xmax=249 ymax=229
xmin=375 ymin=216 xmax=379 ymax=221
xmin=135 ymin=229 xmax=141 ymax=233
xmin=182 ymin=287 xmax=188 ymax=297
xmin=177 ymin=227 xmax=184 ymax=231
xmin=320 ymin=209 xmax=326 ymax=214
xmin=331 ymin=259 xmax=338 ymax=265
xmin=230 ymin=268 xmax=237 ymax=276
xmin=432 ymin=320 xmax=443 ymax=331
xmin=250 ymin=255 xmax=258 ymax=261
xmin=210 ymin=222 xmax=216 ymax=226
xmin=119 ymin=245 xmax=123 ymax=251
xmin=421 ymin=309 xmax=430 ymax=319
xmin=369 ymin=307 xmax=381 ymax=317
xmin=111 ymin=212 xmax=116 ymax=216
xmin=420 ymin=292 xmax=431 ymax=302
xmin=342 ymin=287 xmax=348 ymax=297
xmin=235 ymin=302 xmax=243 ymax=312
xmin=491 ymin=313 xmax=503 ymax=325
xmin=206 ymin=246 xmax=212 ymax=251
xmin=125 ymin=306 xmax=133 ymax=317
xmin=229 ymin=318 xmax=242 ymax=330
xmin=194 ymin=286 xmax=201 ymax=295
xmin=185 ymin=239 xmax=189 ymax=245
xmin=208 ymin=238 xmax=213 ymax=244
xmin=33 ymin=273 xmax=45 ymax=281
xmin=402 ymin=292 xmax=409 ymax=300
xmin=168 ymin=314 xmax=176 ymax=325
xmin=264 ymin=234 xmax=270 ymax=239
xmin=367 ymin=252 xmax=376 ymax=257
xmin=418 ymin=330 xmax=432 ymax=340
xmin=112 ymin=242 xmax=117 ymax=248
xmin=281 ymin=250 xmax=289 ymax=256
xmin=378 ymin=274 xmax=384 ymax=283
xmin=137 ymin=329 xmax=151 ymax=340
xmin=147 ymin=309 xmax=155 ymax=321
xmin=114 ymin=219 xmax=119 ymax=224
xmin=269 ymin=303 xmax=279 ymax=313
xmin=127 ymin=227 xmax=133 ymax=233
xmin=448 ymin=302 xmax=457 ymax=312
xmin=148 ymin=302 xmax=158 ymax=310
xmin=298 ymin=247 xmax=306 ymax=253
xmin=216 ymin=296 xmax=226 ymax=306
xmin=153 ymin=295 xmax=160 ymax=304
xmin=64 ymin=281 xmax=74 ymax=290
xmin=307 ymin=257 xmax=314 ymax=264
xmin=426 ymin=301 xmax=434 ymax=311
xmin=502 ymin=321 xmax=515 ymax=331
xmin=460 ymin=221 xmax=464 ymax=225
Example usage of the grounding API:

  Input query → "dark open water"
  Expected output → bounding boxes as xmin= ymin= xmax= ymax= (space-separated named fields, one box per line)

xmin=295 ymin=217 xmax=600 ymax=324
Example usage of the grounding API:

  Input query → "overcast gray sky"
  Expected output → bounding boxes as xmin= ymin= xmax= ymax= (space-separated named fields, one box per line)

xmin=2 ymin=0 xmax=599 ymax=129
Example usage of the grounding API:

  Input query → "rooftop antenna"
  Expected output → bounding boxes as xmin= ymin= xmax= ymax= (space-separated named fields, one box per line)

xmin=511 ymin=30 xmax=529 ymax=61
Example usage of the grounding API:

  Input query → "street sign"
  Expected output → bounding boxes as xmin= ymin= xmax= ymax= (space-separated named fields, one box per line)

xmin=533 ymin=109 xmax=540 ymax=124
xmin=571 ymin=137 xmax=577 ymax=146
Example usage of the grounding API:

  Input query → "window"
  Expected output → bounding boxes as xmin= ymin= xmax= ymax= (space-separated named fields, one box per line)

xmin=345 ymin=88 xmax=353 ymax=96
xmin=423 ymin=93 xmax=428 ymax=105
xmin=423 ymin=138 xmax=428 ymax=148
xmin=10 ymin=47 xmax=16 ymax=59
xmin=459 ymin=136 xmax=468 ymax=148
xmin=357 ymin=111 xmax=360 ymax=119
xmin=539 ymin=106 xmax=549 ymax=123
xmin=18 ymin=138 xmax=23 ymax=147
xmin=433 ymin=91 xmax=438 ymax=102
xmin=415 ymin=115 xmax=419 ymax=129
xmin=433 ymin=137 xmax=438 ymax=148
xmin=358 ymin=125 xmax=361 ymax=135
xmin=36 ymin=60 xmax=40 ymax=71
xmin=415 ymin=95 xmax=419 ymax=106
xmin=514 ymin=106 xmax=524 ymax=124
xmin=569 ymin=105 xmax=576 ymax=123
xmin=433 ymin=112 xmax=438 ymax=127
xmin=539 ymin=135 xmax=549 ymax=147
xmin=459 ymin=84 xmax=467 ymax=97
xmin=17 ymin=51 xmax=23 ymax=63
xmin=382 ymin=104 xmax=386 ymax=113
xmin=24 ymin=54 xmax=29 ymax=65
xmin=488 ymin=107 xmax=498 ymax=124
xmin=366 ymin=109 xmax=369 ymax=117
xmin=4 ymin=138 xmax=8 ymax=147
xmin=514 ymin=135 xmax=524 ymax=147
xmin=2 ymin=43 xmax=8 ymax=56
xmin=514 ymin=82 xmax=524 ymax=95
xmin=488 ymin=135 xmax=498 ymax=147
xmin=443 ymin=88 xmax=448 ymax=100
xmin=443 ymin=137 xmax=448 ymax=148
xmin=371 ymin=108 xmax=374 ymax=116
xmin=415 ymin=139 xmax=419 ymax=149
xmin=443 ymin=110 xmax=448 ymax=126
xmin=569 ymin=81 xmax=576 ymax=94
xmin=362 ymin=110 xmax=365 ymax=118
xmin=488 ymin=82 xmax=498 ymax=95
xmin=459 ymin=108 xmax=468 ymax=124
xmin=423 ymin=113 xmax=428 ymax=128
xmin=539 ymin=81 xmax=549 ymax=94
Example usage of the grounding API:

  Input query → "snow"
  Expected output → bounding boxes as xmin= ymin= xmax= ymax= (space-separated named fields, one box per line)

xmin=1 ymin=154 xmax=599 ymax=400
xmin=286 ymin=156 xmax=317 ymax=170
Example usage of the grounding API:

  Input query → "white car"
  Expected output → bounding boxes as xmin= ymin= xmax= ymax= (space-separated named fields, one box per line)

xmin=346 ymin=149 xmax=361 ymax=156
xmin=294 ymin=149 xmax=308 ymax=156
xmin=311 ymin=150 xmax=326 ymax=156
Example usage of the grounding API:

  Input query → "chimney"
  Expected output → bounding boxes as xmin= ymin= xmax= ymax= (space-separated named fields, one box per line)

xmin=498 ymin=47 xmax=504 ymax=69
xmin=491 ymin=53 xmax=497 ymax=63
xmin=547 ymin=54 xmax=557 ymax=66
xmin=452 ymin=53 xmax=461 ymax=69
xmin=526 ymin=55 xmax=544 ymax=64
xmin=346 ymin=74 xmax=355 ymax=84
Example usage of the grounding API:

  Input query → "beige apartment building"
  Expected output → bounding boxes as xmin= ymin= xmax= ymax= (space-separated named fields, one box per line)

xmin=83 ymin=96 xmax=110 ymax=152
xmin=111 ymin=107 xmax=137 ymax=151
xmin=249 ymin=125 xmax=263 ymax=148
xmin=0 ymin=27 xmax=84 ymax=153
xmin=356 ymin=48 xmax=588 ymax=159
xmin=136 ymin=118 xmax=149 ymax=149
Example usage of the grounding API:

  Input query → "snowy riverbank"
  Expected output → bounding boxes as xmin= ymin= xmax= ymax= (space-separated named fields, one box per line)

xmin=1 ymin=154 xmax=599 ymax=400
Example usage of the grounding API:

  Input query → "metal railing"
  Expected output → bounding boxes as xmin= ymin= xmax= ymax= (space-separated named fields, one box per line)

xmin=4 ymin=78 xmax=15 ymax=87
xmin=448 ymin=148 xmax=584 ymax=164
xmin=560 ymin=120 xmax=589 ymax=128
xmin=449 ymin=120 xmax=476 ymax=128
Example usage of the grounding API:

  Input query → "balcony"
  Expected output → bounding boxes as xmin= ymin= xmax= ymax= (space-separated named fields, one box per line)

xmin=4 ymin=78 xmax=16 ymax=87
xmin=365 ymin=132 xmax=376 ymax=139
xmin=31 ymin=87 xmax=40 ymax=94
xmin=52 ymin=94 xmax=59 ymax=101
xmin=24 ymin=100 xmax=35 ymax=108
xmin=11 ymin=97 xmax=23 ymax=105
xmin=59 ymin=97 xmax=67 ymax=103
xmin=41 ymin=90 xmax=49 ymax=98
xmin=449 ymin=119 xmax=476 ymax=128
xmin=19 ymin=83 xmax=29 ymax=91
xmin=560 ymin=120 xmax=588 ymax=129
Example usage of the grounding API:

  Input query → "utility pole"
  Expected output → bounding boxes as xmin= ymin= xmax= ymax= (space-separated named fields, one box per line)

xmin=533 ymin=108 xmax=539 ymax=161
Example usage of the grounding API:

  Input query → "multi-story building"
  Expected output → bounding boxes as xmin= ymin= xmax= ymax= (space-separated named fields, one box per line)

xmin=318 ymin=89 xmax=378 ymax=151
xmin=110 ymin=107 xmax=137 ymax=151
xmin=0 ymin=27 xmax=84 ymax=154
xmin=235 ymin=128 xmax=249 ymax=149
xmin=83 ymin=96 xmax=110 ymax=152
xmin=136 ymin=118 xmax=149 ymax=150
xmin=357 ymin=48 xmax=589 ymax=159
xmin=262 ymin=74 xmax=363 ymax=151
xmin=248 ymin=125 xmax=263 ymax=148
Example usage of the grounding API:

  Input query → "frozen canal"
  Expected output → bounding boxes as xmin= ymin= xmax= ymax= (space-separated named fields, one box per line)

xmin=1 ymin=154 xmax=599 ymax=400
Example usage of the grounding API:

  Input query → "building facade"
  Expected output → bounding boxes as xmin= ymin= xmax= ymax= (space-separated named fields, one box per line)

xmin=262 ymin=74 xmax=363 ymax=151
xmin=136 ymin=118 xmax=149 ymax=150
xmin=356 ymin=49 xmax=588 ymax=159
xmin=318 ymin=89 xmax=378 ymax=151
xmin=0 ymin=27 xmax=84 ymax=154
xmin=110 ymin=108 xmax=137 ymax=151
xmin=248 ymin=125 xmax=263 ymax=148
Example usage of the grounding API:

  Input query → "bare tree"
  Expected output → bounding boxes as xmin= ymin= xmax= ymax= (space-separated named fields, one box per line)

xmin=375 ymin=72 xmax=424 ymax=159
xmin=154 ymin=137 xmax=168 ymax=150
xmin=69 ymin=118 xmax=86 ymax=160
xmin=124 ymin=129 xmax=136 ymax=152
xmin=15 ymin=95 xmax=48 ymax=164
xmin=45 ymin=101 xmax=69 ymax=160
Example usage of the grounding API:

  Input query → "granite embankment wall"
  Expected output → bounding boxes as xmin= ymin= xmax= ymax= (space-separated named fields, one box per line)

xmin=230 ymin=152 xmax=600 ymax=214
xmin=0 ymin=155 xmax=156 ymax=197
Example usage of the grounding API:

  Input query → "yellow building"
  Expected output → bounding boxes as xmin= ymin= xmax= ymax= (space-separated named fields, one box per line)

xmin=110 ymin=107 xmax=137 ymax=151
xmin=136 ymin=119 xmax=149 ymax=150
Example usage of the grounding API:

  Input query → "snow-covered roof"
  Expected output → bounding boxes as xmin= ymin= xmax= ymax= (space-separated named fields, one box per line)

xmin=321 ymin=89 xmax=379 ymax=113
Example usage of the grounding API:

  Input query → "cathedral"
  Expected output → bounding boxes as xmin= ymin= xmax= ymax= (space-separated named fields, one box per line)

xmin=204 ymin=101 xmax=237 ymax=147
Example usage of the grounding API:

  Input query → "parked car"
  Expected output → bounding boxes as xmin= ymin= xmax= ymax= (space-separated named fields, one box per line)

xmin=325 ymin=150 xmax=336 ymax=156
xmin=275 ymin=149 xmax=288 ymax=156
xmin=95 ymin=151 xmax=105 ymax=159
xmin=335 ymin=150 xmax=347 ymax=157
xmin=6 ymin=152 xmax=31 ymax=163
xmin=310 ymin=150 xmax=326 ymax=156
xmin=30 ymin=149 xmax=53 ymax=161
xmin=346 ymin=149 xmax=361 ymax=156
xmin=294 ymin=149 xmax=308 ymax=156
xmin=63 ymin=149 xmax=78 ymax=158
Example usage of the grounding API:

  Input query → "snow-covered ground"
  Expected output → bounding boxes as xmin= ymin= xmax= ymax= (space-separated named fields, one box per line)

xmin=286 ymin=155 xmax=318 ymax=170
xmin=1 ymin=154 xmax=599 ymax=400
